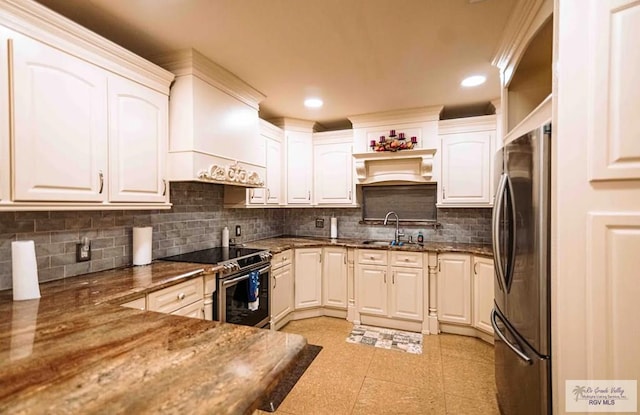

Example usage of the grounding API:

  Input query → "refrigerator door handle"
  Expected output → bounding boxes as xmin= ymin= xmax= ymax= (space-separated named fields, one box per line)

xmin=491 ymin=308 xmax=533 ymax=365
xmin=492 ymin=174 xmax=508 ymax=292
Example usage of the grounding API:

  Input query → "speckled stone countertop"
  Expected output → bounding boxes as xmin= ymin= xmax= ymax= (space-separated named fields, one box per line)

xmin=246 ymin=236 xmax=493 ymax=257
xmin=0 ymin=262 xmax=306 ymax=414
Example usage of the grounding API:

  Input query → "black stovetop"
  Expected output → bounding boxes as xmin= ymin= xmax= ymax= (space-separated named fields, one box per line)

xmin=160 ymin=247 xmax=265 ymax=265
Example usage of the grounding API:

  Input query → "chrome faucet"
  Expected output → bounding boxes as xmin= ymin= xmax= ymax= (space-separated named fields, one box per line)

xmin=383 ymin=211 xmax=404 ymax=244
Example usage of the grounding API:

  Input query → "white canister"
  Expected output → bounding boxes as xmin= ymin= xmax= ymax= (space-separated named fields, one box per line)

xmin=11 ymin=241 xmax=41 ymax=301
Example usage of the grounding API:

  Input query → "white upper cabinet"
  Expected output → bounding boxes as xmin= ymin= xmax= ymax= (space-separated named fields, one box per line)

xmin=265 ymin=138 xmax=282 ymax=204
xmin=11 ymin=30 xmax=108 ymax=202
xmin=438 ymin=115 xmax=496 ymax=207
xmin=286 ymin=130 xmax=313 ymax=205
xmin=0 ymin=2 xmax=173 ymax=210
xmin=108 ymin=75 xmax=168 ymax=203
xmin=313 ymin=130 xmax=354 ymax=206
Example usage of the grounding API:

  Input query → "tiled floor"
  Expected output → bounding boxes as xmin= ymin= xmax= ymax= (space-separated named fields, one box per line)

xmin=255 ymin=317 xmax=499 ymax=415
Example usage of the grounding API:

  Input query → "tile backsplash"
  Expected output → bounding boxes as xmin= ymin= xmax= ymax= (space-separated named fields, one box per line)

xmin=282 ymin=207 xmax=492 ymax=244
xmin=0 ymin=182 xmax=490 ymax=290
xmin=0 ymin=182 xmax=284 ymax=290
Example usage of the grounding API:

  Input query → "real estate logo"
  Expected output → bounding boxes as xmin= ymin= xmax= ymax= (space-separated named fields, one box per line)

xmin=566 ymin=380 xmax=637 ymax=412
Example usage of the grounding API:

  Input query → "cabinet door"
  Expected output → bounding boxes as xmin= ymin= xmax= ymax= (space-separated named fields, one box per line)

xmin=11 ymin=31 xmax=108 ymax=202
xmin=356 ymin=264 xmax=388 ymax=316
xmin=108 ymin=75 xmax=168 ymax=203
xmin=440 ymin=132 xmax=493 ymax=206
xmin=294 ymin=248 xmax=322 ymax=309
xmin=266 ymin=138 xmax=282 ymax=204
xmin=286 ymin=132 xmax=312 ymax=204
xmin=314 ymin=142 xmax=353 ymax=204
xmin=473 ymin=256 xmax=494 ymax=334
xmin=322 ymin=247 xmax=347 ymax=309
xmin=437 ymin=253 xmax=471 ymax=324
xmin=389 ymin=266 xmax=423 ymax=321
xmin=271 ymin=263 xmax=294 ymax=323
xmin=248 ymin=187 xmax=266 ymax=205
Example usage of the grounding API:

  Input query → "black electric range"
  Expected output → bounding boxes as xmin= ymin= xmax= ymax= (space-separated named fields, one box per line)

xmin=161 ymin=247 xmax=272 ymax=276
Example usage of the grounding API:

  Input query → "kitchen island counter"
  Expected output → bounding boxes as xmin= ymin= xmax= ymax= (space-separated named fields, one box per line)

xmin=0 ymin=261 xmax=306 ymax=414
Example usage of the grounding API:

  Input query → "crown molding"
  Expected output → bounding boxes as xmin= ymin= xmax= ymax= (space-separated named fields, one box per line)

xmin=438 ymin=115 xmax=497 ymax=135
xmin=348 ymin=106 xmax=443 ymax=129
xmin=0 ymin=0 xmax=174 ymax=94
xmin=154 ymin=49 xmax=266 ymax=110
xmin=259 ymin=119 xmax=284 ymax=141
xmin=268 ymin=117 xmax=316 ymax=132
xmin=491 ymin=0 xmax=552 ymax=85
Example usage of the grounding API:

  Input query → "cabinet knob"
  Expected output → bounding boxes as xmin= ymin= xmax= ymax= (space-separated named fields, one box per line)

xmin=177 ymin=292 xmax=186 ymax=300
xmin=404 ymin=258 xmax=410 ymax=262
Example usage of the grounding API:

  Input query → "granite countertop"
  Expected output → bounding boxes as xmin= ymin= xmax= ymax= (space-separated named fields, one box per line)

xmin=0 ymin=262 xmax=306 ymax=414
xmin=246 ymin=236 xmax=493 ymax=257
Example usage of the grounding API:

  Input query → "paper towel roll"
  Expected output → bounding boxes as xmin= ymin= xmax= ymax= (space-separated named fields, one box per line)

xmin=133 ymin=227 xmax=153 ymax=266
xmin=330 ymin=217 xmax=338 ymax=239
xmin=11 ymin=241 xmax=41 ymax=301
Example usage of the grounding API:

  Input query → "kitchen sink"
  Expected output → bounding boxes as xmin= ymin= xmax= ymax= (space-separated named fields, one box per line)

xmin=362 ymin=240 xmax=393 ymax=246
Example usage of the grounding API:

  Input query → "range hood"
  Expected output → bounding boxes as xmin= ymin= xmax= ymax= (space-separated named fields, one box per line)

xmin=352 ymin=149 xmax=437 ymax=185
xmin=155 ymin=49 xmax=267 ymax=187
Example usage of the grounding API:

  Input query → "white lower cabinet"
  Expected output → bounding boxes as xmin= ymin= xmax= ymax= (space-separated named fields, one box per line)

xmin=472 ymin=256 xmax=494 ymax=334
xmin=437 ymin=253 xmax=472 ymax=325
xmin=437 ymin=253 xmax=495 ymax=336
xmin=147 ymin=277 xmax=204 ymax=317
xmin=356 ymin=250 xmax=423 ymax=322
xmin=356 ymin=264 xmax=388 ymax=316
xmin=322 ymin=247 xmax=348 ymax=309
xmin=271 ymin=250 xmax=294 ymax=327
xmin=294 ymin=248 xmax=322 ymax=309
xmin=389 ymin=266 xmax=424 ymax=321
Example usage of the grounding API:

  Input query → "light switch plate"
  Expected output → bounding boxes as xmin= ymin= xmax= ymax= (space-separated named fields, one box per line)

xmin=235 ymin=225 xmax=241 ymax=236
xmin=315 ymin=218 xmax=324 ymax=228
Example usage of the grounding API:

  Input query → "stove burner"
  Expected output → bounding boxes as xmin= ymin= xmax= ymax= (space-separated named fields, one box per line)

xmin=160 ymin=247 xmax=271 ymax=275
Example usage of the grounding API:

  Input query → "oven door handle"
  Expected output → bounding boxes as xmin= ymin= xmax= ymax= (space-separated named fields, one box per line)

xmin=221 ymin=265 xmax=271 ymax=287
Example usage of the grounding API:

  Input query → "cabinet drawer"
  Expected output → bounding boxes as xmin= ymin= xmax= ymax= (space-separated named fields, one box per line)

xmin=357 ymin=249 xmax=388 ymax=265
xmin=121 ymin=296 xmax=146 ymax=310
xmin=390 ymin=251 xmax=424 ymax=268
xmin=171 ymin=299 xmax=205 ymax=320
xmin=272 ymin=250 xmax=292 ymax=269
xmin=147 ymin=277 xmax=204 ymax=314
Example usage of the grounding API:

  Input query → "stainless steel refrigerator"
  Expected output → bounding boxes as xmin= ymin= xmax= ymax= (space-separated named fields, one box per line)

xmin=491 ymin=123 xmax=551 ymax=415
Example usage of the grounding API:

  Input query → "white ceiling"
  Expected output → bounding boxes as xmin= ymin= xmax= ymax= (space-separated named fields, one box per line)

xmin=35 ymin=0 xmax=515 ymax=128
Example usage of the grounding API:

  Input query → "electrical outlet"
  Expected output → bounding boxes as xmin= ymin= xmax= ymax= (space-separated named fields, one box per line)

xmin=235 ymin=225 xmax=241 ymax=236
xmin=315 ymin=218 xmax=325 ymax=228
xmin=76 ymin=239 xmax=91 ymax=262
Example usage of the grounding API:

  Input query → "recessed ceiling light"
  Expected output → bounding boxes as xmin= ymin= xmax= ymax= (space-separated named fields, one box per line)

xmin=304 ymin=98 xmax=323 ymax=108
xmin=461 ymin=75 xmax=486 ymax=87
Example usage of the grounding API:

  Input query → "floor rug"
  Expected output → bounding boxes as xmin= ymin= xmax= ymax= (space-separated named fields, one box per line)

xmin=346 ymin=324 xmax=423 ymax=354
xmin=258 ymin=344 xmax=322 ymax=412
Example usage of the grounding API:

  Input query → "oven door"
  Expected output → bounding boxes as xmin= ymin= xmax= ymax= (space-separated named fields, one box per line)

xmin=215 ymin=265 xmax=270 ymax=328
